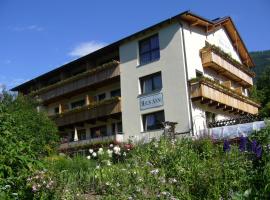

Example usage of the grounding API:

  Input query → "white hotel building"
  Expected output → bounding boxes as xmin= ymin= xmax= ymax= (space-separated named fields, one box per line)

xmin=12 ymin=11 xmax=259 ymax=153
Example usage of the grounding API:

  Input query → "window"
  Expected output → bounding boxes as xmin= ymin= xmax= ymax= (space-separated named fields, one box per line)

xmin=94 ymin=93 xmax=106 ymax=102
xmin=196 ymin=70 xmax=203 ymax=78
xmin=110 ymin=89 xmax=121 ymax=98
xmin=139 ymin=34 xmax=160 ymax=65
xmin=78 ymin=129 xmax=86 ymax=141
xmin=112 ymin=122 xmax=123 ymax=135
xmin=140 ymin=72 xmax=162 ymax=94
xmin=54 ymin=106 xmax=59 ymax=114
xmin=90 ymin=126 xmax=107 ymax=138
xmin=142 ymin=110 xmax=165 ymax=131
xmin=71 ymin=99 xmax=85 ymax=109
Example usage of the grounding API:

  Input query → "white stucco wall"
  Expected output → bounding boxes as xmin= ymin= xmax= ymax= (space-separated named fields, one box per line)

xmin=182 ymin=22 xmax=245 ymax=135
xmin=120 ymin=22 xmax=191 ymax=142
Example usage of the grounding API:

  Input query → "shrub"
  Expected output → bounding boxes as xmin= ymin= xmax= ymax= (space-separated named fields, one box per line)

xmin=0 ymin=93 xmax=58 ymax=199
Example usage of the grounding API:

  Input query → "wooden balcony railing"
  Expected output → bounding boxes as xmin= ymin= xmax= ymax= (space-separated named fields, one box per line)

xmin=190 ymin=78 xmax=260 ymax=115
xmin=51 ymin=97 xmax=121 ymax=127
xmin=32 ymin=61 xmax=120 ymax=103
xmin=200 ymin=46 xmax=254 ymax=87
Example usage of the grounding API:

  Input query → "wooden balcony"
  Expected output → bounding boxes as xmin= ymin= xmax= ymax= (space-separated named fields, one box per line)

xmin=51 ymin=97 xmax=121 ymax=127
xmin=190 ymin=78 xmax=260 ymax=115
xmin=201 ymin=48 xmax=254 ymax=87
xmin=32 ymin=61 xmax=120 ymax=104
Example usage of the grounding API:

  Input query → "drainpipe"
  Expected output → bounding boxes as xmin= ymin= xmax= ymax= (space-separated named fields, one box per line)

xmin=178 ymin=20 xmax=194 ymax=136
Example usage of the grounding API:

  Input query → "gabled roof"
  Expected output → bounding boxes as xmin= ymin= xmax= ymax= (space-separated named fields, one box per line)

xmin=11 ymin=10 xmax=254 ymax=91
xmin=180 ymin=12 xmax=254 ymax=67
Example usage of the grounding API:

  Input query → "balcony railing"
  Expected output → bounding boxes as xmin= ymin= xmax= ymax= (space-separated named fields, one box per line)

xmin=51 ymin=97 xmax=121 ymax=127
xmin=32 ymin=60 xmax=120 ymax=103
xmin=190 ymin=77 xmax=260 ymax=115
xmin=59 ymin=135 xmax=116 ymax=150
xmin=200 ymin=45 xmax=254 ymax=87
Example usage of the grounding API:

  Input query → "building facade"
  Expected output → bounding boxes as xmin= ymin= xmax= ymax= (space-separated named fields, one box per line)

xmin=12 ymin=11 xmax=260 ymax=153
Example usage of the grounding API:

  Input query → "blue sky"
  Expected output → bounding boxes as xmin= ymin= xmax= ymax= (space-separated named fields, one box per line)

xmin=0 ymin=0 xmax=269 ymax=90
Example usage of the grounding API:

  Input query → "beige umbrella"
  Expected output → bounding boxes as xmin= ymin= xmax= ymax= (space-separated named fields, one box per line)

xmin=74 ymin=127 xmax=78 ymax=142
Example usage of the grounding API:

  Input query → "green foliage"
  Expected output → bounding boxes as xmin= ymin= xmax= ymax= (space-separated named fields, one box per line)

xmin=250 ymin=50 xmax=270 ymax=81
xmin=251 ymin=66 xmax=270 ymax=117
xmin=0 ymin=93 xmax=59 ymax=199
xmin=36 ymin=129 xmax=270 ymax=200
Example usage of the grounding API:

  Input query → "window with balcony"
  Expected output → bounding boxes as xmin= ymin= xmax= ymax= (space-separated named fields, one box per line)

xmin=142 ymin=110 xmax=165 ymax=131
xmin=70 ymin=99 xmax=85 ymax=109
xmin=112 ymin=122 xmax=123 ymax=135
xmin=140 ymin=72 xmax=162 ymax=95
xmin=90 ymin=126 xmax=107 ymax=138
xmin=78 ymin=129 xmax=87 ymax=141
xmin=196 ymin=70 xmax=203 ymax=78
xmin=94 ymin=93 xmax=106 ymax=102
xmin=110 ymin=89 xmax=121 ymax=98
xmin=139 ymin=34 xmax=160 ymax=65
xmin=54 ymin=106 xmax=59 ymax=114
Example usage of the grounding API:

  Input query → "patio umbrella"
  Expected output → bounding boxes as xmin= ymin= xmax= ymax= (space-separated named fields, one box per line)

xmin=74 ymin=127 xmax=78 ymax=141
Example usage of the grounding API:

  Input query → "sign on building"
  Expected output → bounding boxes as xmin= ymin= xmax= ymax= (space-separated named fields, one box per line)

xmin=140 ymin=93 xmax=163 ymax=110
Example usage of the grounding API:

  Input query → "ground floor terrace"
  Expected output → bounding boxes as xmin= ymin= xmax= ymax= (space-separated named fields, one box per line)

xmin=58 ymin=115 xmax=123 ymax=154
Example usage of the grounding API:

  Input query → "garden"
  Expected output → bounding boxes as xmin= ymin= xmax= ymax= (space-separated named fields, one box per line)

xmin=1 ymin=93 xmax=270 ymax=200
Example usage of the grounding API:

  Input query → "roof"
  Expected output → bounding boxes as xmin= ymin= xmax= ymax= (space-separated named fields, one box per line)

xmin=11 ymin=10 xmax=254 ymax=91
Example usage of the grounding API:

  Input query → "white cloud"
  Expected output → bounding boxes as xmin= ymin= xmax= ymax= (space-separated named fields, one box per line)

xmin=68 ymin=41 xmax=107 ymax=57
xmin=9 ymin=25 xmax=44 ymax=32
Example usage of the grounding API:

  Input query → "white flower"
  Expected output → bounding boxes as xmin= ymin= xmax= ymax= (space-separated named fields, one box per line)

xmin=96 ymin=165 xmax=100 ymax=169
xmin=98 ymin=148 xmax=104 ymax=155
xmin=113 ymin=146 xmax=121 ymax=155
xmin=89 ymin=149 xmax=94 ymax=153
xmin=107 ymin=149 xmax=113 ymax=157
xmin=161 ymin=191 xmax=168 ymax=196
xmin=159 ymin=177 xmax=166 ymax=183
xmin=150 ymin=169 xmax=159 ymax=175
xmin=168 ymin=178 xmax=177 ymax=183
xmin=123 ymin=152 xmax=126 ymax=157
xmin=92 ymin=152 xmax=97 ymax=157
xmin=116 ymin=182 xmax=120 ymax=187
xmin=107 ymin=161 xmax=111 ymax=166
xmin=86 ymin=155 xmax=91 ymax=160
xmin=138 ymin=177 xmax=143 ymax=182
xmin=105 ymin=182 xmax=111 ymax=186
xmin=109 ymin=144 xmax=114 ymax=148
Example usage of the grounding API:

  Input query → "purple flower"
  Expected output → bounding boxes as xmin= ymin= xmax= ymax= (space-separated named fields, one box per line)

xmin=239 ymin=136 xmax=247 ymax=152
xmin=251 ymin=140 xmax=257 ymax=153
xmin=256 ymin=145 xmax=262 ymax=158
xmin=223 ymin=139 xmax=230 ymax=152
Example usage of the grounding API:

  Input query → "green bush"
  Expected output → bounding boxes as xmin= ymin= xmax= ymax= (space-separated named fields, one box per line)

xmin=0 ymin=93 xmax=58 ymax=199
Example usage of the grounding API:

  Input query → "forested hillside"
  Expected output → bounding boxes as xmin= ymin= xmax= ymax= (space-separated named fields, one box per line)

xmin=250 ymin=50 xmax=270 ymax=80
xmin=249 ymin=50 xmax=270 ymax=117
